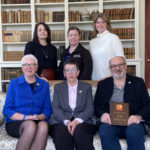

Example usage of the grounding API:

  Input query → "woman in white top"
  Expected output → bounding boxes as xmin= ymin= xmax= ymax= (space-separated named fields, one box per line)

xmin=89 ymin=13 xmax=124 ymax=80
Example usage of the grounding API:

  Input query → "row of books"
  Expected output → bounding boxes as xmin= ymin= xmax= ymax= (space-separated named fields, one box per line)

xmin=51 ymin=30 xmax=65 ymax=41
xmin=69 ymin=10 xmax=99 ymax=22
xmin=2 ymin=30 xmax=65 ymax=42
xmin=36 ymin=10 xmax=64 ymax=23
xmin=127 ymin=66 xmax=136 ymax=76
xmin=3 ymin=48 xmax=65 ymax=61
xmin=1 ymin=10 xmax=31 ymax=24
xmin=124 ymin=48 xmax=135 ymax=59
xmin=1 ymin=8 xmax=134 ymax=24
xmin=111 ymin=28 xmax=135 ymax=39
xmin=40 ymin=0 xmax=64 ymax=2
xmin=80 ymin=30 xmax=94 ymax=40
xmin=3 ymin=51 xmax=24 ymax=61
xmin=3 ymin=47 xmax=65 ymax=62
xmin=2 ymin=28 xmax=135 ymax=43
xmin=1 ymin=0 xmax=30 ymax=4
xmin=2 ymin=47 xmax=135 ymax=62
xmin=2 ymin=83 xmax=9 ymax=92
xmin=69 ymin=0 xmax=96 ymax=2
xmin=69 ymin=8 xmax=134 ymax=22
xmin=2 ymin=30 xmax=32 ymax=42
xmin=2 ymin=68 xmax=22 ymax=80
xmin=57 ymin=46 xmax=65 ymax=60
xmin=103 ymin=8 xmax=134 ymax=20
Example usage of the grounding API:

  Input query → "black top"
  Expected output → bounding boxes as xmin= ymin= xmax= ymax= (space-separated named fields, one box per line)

xmin=29 ymin=82 xmax=35 ymax=90
xmin=59 ymin=43 xmax=93 ymax=80
xmin=24 ymin=41 xmax=57 ymax=79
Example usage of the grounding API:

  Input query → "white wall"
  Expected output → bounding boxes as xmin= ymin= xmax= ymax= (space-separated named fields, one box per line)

xmin=139 ymin=0 xmax=145 ymax=79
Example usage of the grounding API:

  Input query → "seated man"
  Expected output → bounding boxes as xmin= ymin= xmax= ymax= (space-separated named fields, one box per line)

xmin=94 ymin=56 xmax=150 ymax=150
xmin=49 ymin=59 xmax=96 ymax=150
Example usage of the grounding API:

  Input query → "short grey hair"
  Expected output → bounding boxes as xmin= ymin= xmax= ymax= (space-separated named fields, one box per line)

xmin=109 ymin=56 xmax=126 ymax=66
xmin=21 ymin=54 xmax=38 ymax=66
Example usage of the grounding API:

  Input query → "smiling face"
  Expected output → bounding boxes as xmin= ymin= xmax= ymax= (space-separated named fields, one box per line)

xmin=68 ymin=29 xmax=80 ymax=47
xmin=96 ymin=17 xmax=107 ymax=34
xmin=64 ymin=64 xmax=79 ymax=84
xmin=22 ymin=57 xmax=38 ymax=78
xmin=37 ymin=24 xmax=48 ymax=40
xmin=109 ymin=56 xmax=127 ymax=80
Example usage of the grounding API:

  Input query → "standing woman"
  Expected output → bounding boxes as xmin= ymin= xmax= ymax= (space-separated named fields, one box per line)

xmin=59 ymin=26 xmax=92 ymax=80
xmin=24 ymin=22 xmax=57 ymax=80
xmin=89 ymin=13 xmax=124 ymax=80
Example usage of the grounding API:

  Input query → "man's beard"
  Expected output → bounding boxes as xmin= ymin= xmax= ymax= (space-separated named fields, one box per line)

xmin=112 ymin=70 xmax=126 ymax=80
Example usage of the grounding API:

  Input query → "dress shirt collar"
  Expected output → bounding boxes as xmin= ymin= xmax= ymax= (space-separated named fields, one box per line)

xmin=68 ymin=80 xmax=78 ymax=89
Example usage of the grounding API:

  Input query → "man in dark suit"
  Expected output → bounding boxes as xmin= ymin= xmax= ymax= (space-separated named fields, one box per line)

xmin=49 ymin=59 xmax=96 ymax=150
xmin=94 ymin=56 xmax=150 ymax=150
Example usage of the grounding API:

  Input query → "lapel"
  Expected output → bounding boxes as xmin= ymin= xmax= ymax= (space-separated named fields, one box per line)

xmin=124 ymin=74 xmax=133 ymax=103
xmin=74 ymin=81 xmax=83 ymax=111
xmin=63 ymin=81 xmax=72 ymax=111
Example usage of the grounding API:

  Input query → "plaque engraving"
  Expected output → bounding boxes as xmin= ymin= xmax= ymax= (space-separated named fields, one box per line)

xmin=110 ymin=102 xmax=129 ymax=126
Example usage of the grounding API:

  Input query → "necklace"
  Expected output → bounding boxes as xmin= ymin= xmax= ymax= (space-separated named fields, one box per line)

xmin=40 ymin=45 xmax=48 ymax=59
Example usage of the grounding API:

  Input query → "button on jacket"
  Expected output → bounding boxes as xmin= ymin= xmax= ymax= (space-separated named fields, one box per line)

xmin=3 ymin=75 xmax=52 ymax=123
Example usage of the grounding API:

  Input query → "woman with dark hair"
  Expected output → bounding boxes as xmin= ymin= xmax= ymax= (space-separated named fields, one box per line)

xmin=24 ymin=22 xmax=57 ymax=80
xmin=89 ymin=13 xmax=124 ymax=80
xmin=59 ymin=26 xmax=92 ymax=80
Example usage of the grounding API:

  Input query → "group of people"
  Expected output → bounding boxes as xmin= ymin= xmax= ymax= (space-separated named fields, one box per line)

xmin=25 ymin=13 xmax=124 ymax=81
xmin=2 ymin=12 xmax=150 ymax=150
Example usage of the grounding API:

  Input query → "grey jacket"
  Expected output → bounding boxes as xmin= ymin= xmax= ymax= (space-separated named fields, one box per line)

xmin=49 ymin=81 xmax=94 ymax=125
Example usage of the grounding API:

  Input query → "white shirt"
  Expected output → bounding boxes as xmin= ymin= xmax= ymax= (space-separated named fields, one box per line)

xmin=64 ymin=80 xmax=83 ymax=126
xmin=89 ymin=30 xmax=124 ymax=80
xmin=68 ymin=82 xmax=77 ymax=111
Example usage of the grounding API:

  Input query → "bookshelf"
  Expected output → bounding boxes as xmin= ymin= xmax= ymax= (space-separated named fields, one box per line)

xmin=0 ymin=0 xmax=144 ymax=92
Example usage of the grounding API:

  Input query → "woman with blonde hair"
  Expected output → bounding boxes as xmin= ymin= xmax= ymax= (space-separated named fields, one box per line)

xmin=90 ymin=13 xmax=124 ymax=80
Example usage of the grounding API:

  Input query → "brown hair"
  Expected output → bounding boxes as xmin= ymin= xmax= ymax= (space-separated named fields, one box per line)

xmin=67 ymin=26 xmax=80 ymax=35
xmin=63 ymin=59 xmax=79 ymax=71
xmin=93 ymin=13 xmax=111 ymax=37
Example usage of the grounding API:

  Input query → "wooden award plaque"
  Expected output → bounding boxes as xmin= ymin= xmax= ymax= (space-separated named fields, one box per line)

xmin=110 ymin=102 xmax=129 ymax=126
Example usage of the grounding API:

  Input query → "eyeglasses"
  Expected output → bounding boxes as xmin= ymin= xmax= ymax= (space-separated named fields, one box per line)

xmin=64 ymin=68 xmax=77 ymax=73
xmin=22 ymin=63 xmax=37 ymax=67
xmin=110 ymin=63 xmax=126 ymax=69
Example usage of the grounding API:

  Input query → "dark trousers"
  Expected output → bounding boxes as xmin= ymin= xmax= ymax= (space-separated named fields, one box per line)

xmin=99 ymin=123 xmax=145 ymax=150
xmin=49 ymin=123 xmax=96 ymax=150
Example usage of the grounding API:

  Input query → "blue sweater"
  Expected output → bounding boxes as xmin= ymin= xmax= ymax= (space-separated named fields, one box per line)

xmin=3 ymin=75 xmax=52 ymax=123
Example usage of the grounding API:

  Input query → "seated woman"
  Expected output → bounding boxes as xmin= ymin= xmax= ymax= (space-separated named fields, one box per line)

xmin=3 ymin=54 xmax=52 ymax=150
xmin=49 ymin=59 xmax=96 ymax=150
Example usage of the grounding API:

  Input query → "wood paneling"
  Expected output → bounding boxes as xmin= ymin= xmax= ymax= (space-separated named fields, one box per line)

xmin=145 ymin=0 xmax=150 ymax=88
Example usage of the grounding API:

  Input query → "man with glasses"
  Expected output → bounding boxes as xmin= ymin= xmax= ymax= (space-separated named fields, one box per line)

xmin=94 ymin=56 xmax=150 ymax=150
xmin=49 ymin=59 xmax=96 ymax=150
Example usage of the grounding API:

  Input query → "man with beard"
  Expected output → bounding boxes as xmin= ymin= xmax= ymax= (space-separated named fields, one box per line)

xmin=94 ymin=56 xmax=150 ymax=150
